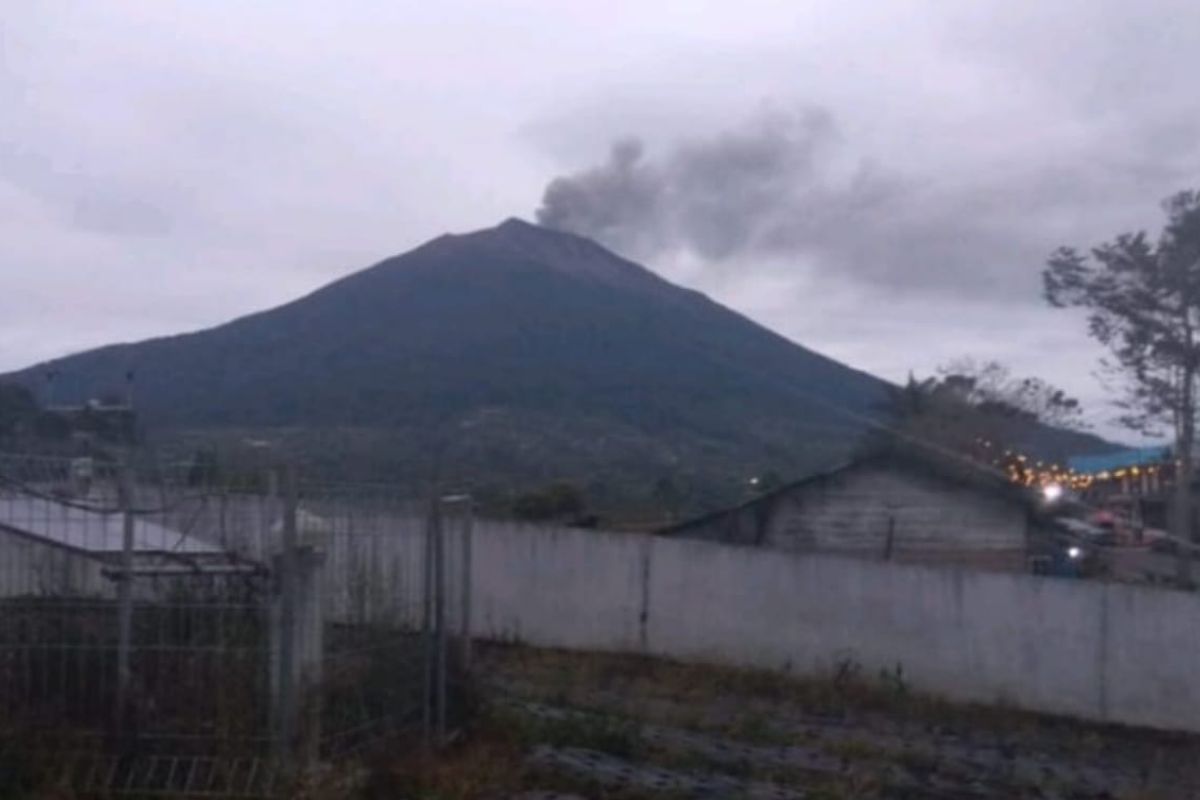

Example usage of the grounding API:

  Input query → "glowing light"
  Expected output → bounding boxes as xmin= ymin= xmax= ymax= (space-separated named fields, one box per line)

xmin=1042 ymin=484 xmax=1064 ymax=502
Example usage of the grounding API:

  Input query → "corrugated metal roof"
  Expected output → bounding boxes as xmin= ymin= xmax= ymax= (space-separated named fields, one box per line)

xmin=0 ymin=495 xmax=223 ymax=556
xmin=1067 ymin=446 xmax=1171 ymax=476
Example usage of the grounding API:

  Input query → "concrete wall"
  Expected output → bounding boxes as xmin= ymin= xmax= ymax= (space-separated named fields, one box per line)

xmin=470 ymin=523 xmax=1200 ymax=733
xmin=472 ymin=521 xmax=650 ymax=652
xmin=674 ymin=463 xmax=1033 ymax=571
xmin=145 ymin=497 xmax=1200 ymax=731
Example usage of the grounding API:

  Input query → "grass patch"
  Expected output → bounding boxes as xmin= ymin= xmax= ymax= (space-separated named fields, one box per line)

xmin=723 ymin=711 xmax=790 ymax=746
xmin=477 ymin=642 xmax=1113 ymax=743
xmin=497 ymin=704 xmax=643 ymax=759
xmin=353 ymin=643 xmax=1200 ymax=799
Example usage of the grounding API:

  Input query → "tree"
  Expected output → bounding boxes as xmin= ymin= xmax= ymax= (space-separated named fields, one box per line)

xmin=935 ymin=358 xmax=1084 ymax=430
xmin=1044 ymin=189 xmax=1200 ymax=553
xmin=0 ymin=384 xmax=38 ymax=443
xmin=870 ymin=374 xmax=990 ymax=463
xmin=31 ymin=411 xmax=71 ymax=442
xmin=651 ymin=476 xmax=683 ymax=522
xmin=511 ymin=482 xmax=586 ymax=522
xmin=187 ymin=448 xmax=221 ymax=487
xmin=870 ymin=360 xmax=1085 ymax=467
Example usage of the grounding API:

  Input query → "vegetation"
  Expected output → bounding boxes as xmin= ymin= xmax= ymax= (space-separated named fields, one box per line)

xmin=511 ymin=481 xmax=588 ymax=522
xmin=348 ymin=644 xmax=1199 ymax=799
xmin=870 ymin=358 xmax=1099 ymax=467
xmin=934 ymin=357 xmax=1086 ymax=430
xmin=0 ymin=384 xmax=38 ymax=445
xmin=0 ymin=381 xmax=136 ymax=451
xmin=1044 ymin=189 xmax=1200 ymax=544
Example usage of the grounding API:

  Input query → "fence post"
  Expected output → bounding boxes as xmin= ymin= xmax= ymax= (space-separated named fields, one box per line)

xmin=440 ymin=495 xmax=474 ymax=672
xmin=421 ymin=496 xmax=453 ymax=744
xmin=269 ymin=465 xmax=325 ymax=770
xmin=421 ymin=499 xmax=435 ymax=744
xmin=270 ymin=550 xmax=325 ymax=767
xmin=459 ymin=498 xmax=473 ymax=673
xmin=115 ymin=461 xmax=136 ymax=741
xmin=296 ymin=547 xmax=325 ymax=764
xmin=434 ymin=502 xmax=447 ymax=742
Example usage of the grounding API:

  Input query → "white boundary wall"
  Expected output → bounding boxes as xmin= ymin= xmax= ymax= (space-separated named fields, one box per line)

xmin=470 ymin=522 xmax=1200 ymax=732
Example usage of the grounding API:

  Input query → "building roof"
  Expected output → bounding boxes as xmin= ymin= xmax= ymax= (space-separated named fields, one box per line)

xmin=1066 ymin=445 xmax=1171 ymax=476
xmin=660 ymin=444 xmax=1042 ymax=538
xmin=0 ymin=494 xmax=223 ymax=557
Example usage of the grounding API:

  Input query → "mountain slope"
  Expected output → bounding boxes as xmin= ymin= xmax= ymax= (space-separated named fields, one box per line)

xmin=5 ymin=219 xmax=1111 ymax=506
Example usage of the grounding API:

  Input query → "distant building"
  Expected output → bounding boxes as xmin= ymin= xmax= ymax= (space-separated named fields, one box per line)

xmin=42 ymin=400 xmax=138 ymax=446
xmin=661 ymin=448 xmax=1061 ymax=573
xmin=1067 ymin=445 xmax=1172 ymax=498
xmin=0 ymin=492 xmax=231 ymax=598
xmin=1066 ymin=446 xmax=1177 ymax=533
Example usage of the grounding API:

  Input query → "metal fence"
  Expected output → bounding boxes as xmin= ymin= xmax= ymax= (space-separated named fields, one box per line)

xmin=0 ymin=453 xmax=471 ymax=797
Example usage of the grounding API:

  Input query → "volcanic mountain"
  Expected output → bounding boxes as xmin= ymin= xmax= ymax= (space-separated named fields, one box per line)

xmin=6 ymin=219 xmax=1110 ymax=508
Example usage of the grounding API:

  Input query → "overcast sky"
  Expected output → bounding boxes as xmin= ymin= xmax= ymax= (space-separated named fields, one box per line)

xmin=4 ymin=1 xmax=1200 ymax=438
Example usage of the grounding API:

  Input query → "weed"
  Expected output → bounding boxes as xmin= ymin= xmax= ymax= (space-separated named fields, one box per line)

xmin=878 ymin=662 xmax=909 ymax=699
xmin=501 ymin=706 xmax=643 ymax=759
xmin=725 ymin=712 xmax=789 ymax=746
xmin=895 ymin=747 xmax=940 ymax=776
xmin=826 ymin=737 xmax=883 ymax=763
xmin=833 ymin=655 xmax=862 ymax=689
xmin=360 ymin=732 xmax=523 ymax=800
xmin=472 ymin=642 xmax=1200 ymax=798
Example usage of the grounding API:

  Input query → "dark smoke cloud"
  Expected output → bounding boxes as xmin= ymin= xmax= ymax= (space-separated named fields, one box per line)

xmin=537 ymin=137 xmax=664 ymax=258
xmin=535 ymin=106 xmax=1200 ymax=300
xmin=537 ymin=107 xmax=874 ymax=263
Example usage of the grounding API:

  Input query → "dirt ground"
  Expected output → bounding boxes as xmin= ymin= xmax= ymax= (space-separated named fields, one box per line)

xmin=356 ymin=644 xmax=1200 ymax=800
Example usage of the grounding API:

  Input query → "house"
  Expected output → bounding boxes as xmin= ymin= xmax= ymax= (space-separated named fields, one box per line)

xmin=661 ymin=448 xmax=1061 ymax=572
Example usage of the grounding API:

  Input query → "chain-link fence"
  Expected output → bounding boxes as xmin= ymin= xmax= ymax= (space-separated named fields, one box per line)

xmin=0 ymin=453 xmax=472 ymax=797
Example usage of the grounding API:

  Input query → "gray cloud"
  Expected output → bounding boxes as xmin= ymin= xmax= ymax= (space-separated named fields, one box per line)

xmin=0 ymin=147 xmax=175 ymax=237
xmin=536 ymin=101 xmax=1200 ymax=302
xmin=69 ymin=195 xmax=172 ymax=238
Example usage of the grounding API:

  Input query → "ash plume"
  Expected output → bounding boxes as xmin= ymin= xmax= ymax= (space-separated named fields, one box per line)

xmin=535 ymin=107 xmax=890 ymax=263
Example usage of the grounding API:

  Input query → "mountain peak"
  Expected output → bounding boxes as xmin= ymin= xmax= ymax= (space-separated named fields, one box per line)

xmin=446 ymin=217 xmax=674 ymax=298
xmin=495 ymin=216 xmax=538 ymax=232
xmin=481 ymin=216 xmax=585 ymax=248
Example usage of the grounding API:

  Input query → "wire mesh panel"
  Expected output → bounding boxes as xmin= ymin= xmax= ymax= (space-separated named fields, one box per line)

xmin=0 ymin=454 xmax=122 ymax=749
xmin=122 ymin=573 xmax=272 ymax=751
xmin=293 ymin=483 xmax=469 ymax=756
xmin=0 ymin=454 xmax=278 ymax=797
xmin=0 ymin=453 xmax=474 ymax=796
